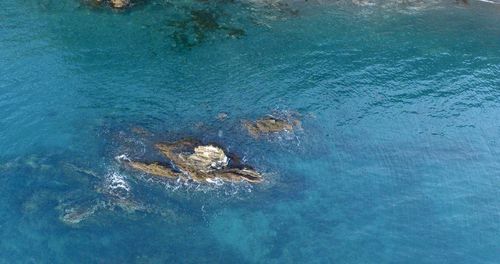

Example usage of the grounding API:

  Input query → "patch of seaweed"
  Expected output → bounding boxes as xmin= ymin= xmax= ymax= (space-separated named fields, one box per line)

xmin=79 ymin=0 xmax=303 ymax=49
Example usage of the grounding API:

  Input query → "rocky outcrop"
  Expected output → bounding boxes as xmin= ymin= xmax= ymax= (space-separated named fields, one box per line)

xmin=243 ymin=115 xmax=301 ymax=138
xmin=215 ymin=168 xmax=264 ymax=183
xmin=109 ymin=0 xmax=130 ymax=9
xmin=187 ymin=145 xmax=229 ymax=171
xmin=84 ymin=0 xmax=131 ymax=9
xmin=128 ymin=161 xmax=180 ymax=179
xmin=127 ymin=139 xmax=263 ymax=184
xmin=156 ymin=139 xmax=263 ymax=183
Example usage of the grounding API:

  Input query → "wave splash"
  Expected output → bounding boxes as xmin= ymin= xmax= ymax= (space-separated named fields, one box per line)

xmin=104 ymin=167 xmax=131 ymax=199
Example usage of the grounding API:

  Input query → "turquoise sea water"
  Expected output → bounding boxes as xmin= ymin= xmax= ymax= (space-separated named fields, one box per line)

xmin=1 ymin=0 xmax=500 ymax=263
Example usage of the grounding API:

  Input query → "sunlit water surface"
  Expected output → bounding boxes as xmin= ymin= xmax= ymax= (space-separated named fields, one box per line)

xmin=1 ymin=0 xmax=500 ymax=263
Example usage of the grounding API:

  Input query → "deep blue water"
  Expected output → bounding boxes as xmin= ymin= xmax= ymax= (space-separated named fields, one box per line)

xmin=1 ymin=0 xmax=500 ymax=263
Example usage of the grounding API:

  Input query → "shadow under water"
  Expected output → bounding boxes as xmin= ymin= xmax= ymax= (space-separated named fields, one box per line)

xmin=170 ymin=8 xmax=246 ymax=49
xmin=77 ymin=0 xmax=302 ymax=49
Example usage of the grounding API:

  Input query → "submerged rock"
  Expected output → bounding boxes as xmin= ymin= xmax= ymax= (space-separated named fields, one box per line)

xmin=170 ymin=9 xmax=246 ymax=48
xmin=131 ymin=126 xmax=151 ymax=137
xmin=243 ymin=115 xmax=301 ymax=138
xmin=217 ymin=112 xmax=229 ymax=121
xmin=127 ymin=139 xmax=263 ymax=184
xmin=0 ymin=155 xmax=54 ymax=172
xmin=57 ymin=197 xmax=155 ymax=226
xmin=58 ymin=202 xmax=102 ymax=225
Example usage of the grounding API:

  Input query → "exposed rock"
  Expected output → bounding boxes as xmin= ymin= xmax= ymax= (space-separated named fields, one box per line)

xmin=128 ymin=161 xmax=180 ymax=179
xmin=127 ymin=139 xmax=263 ymax=184
xmin=83 ymin=0 xmax=130 ymax=9
xmin=109 ymin=0 xmax=130 ymax=9
xmin=215 ymin=168 xmax=263 ymax=183
xmin=188 ymin=145 xmax=229 ymax=172
xmin=243 ymin=115 xmax=301 ymax=138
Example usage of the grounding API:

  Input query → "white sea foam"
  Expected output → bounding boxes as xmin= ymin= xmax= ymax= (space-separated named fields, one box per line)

xmin=136 ymin=170 xmax=255 ymax=196
xmin=206 ymin=177 xmax=225 ymax=186
xmin=114 ymin=154 xmax=131 ymax=162
xmin=104 ymin=169 xmax=131 ymax=199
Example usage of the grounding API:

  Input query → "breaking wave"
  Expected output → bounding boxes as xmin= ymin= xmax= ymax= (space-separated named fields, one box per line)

xmin=104 ymin=168 xmax=131 ymax=199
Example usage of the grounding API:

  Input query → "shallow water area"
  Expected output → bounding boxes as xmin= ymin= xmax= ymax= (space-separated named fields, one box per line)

xmin=1 ymin=0 xmax=500 ymax=263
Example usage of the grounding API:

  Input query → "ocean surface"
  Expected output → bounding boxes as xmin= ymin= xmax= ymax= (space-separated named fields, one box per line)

xmin=1 ymin=0 xmax=500 ymax=263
